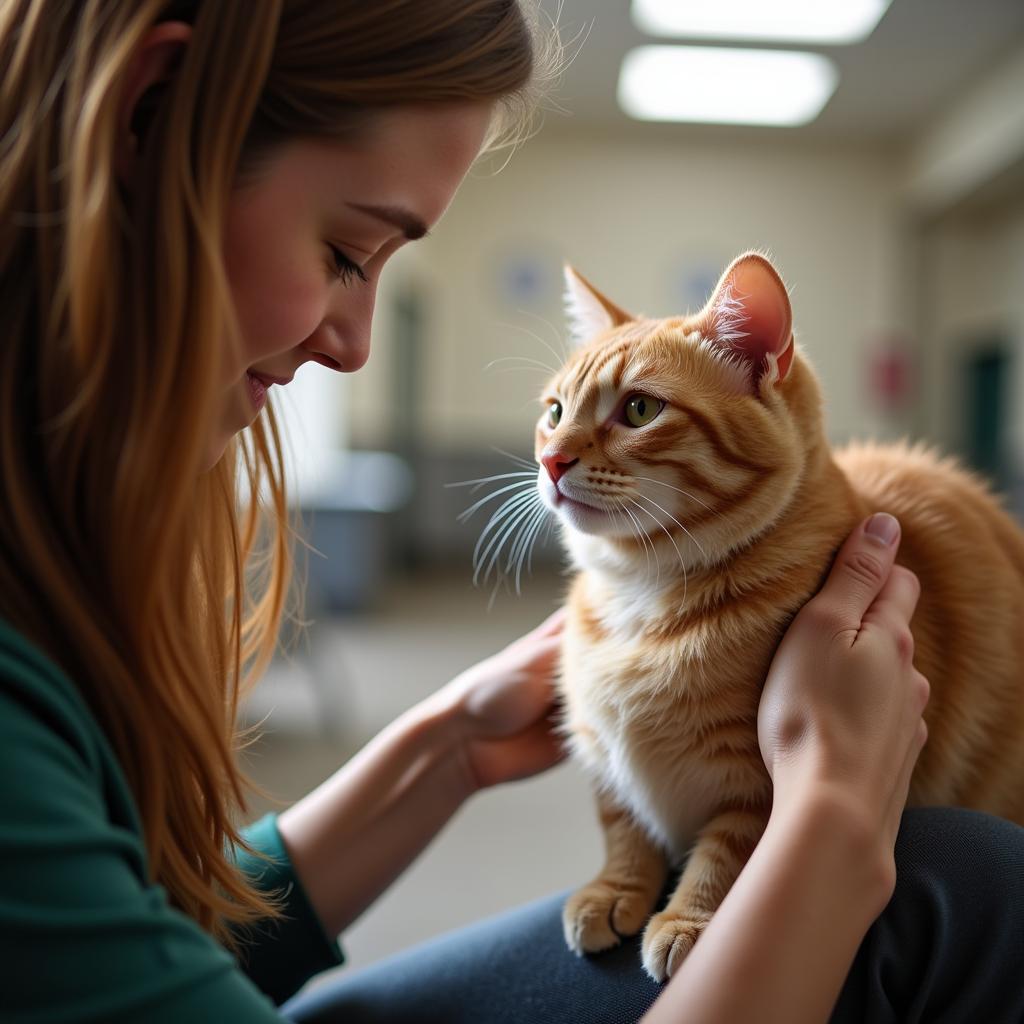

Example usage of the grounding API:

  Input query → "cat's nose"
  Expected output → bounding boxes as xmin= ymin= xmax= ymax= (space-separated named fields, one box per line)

xmin=542 ymin=453 xmax=579 ymax=484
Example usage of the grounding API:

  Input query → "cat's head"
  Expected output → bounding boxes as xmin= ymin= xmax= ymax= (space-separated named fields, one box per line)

xmin=534 ymin=251 xmax=824 ymax=575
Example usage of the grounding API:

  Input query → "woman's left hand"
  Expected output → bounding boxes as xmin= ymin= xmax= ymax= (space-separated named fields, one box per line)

xmin=435 ymin=608 xmax=567 ymax=793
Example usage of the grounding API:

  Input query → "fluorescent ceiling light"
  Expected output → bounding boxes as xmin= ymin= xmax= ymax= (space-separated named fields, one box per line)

xmin=632 ymin=0 xmax=892 ymax=45
xmin=618 ymin=46 xmax=838 ymax=126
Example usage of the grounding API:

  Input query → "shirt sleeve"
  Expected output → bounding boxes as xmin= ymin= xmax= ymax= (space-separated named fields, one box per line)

xmin=232 ymin=813 xmax=345 ymax=1004
xmin=0 ymin=675 xmax=291 ymax=1022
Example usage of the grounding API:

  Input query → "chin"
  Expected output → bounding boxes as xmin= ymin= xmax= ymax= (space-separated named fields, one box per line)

xmin=202 ymin=435 xmax=230 ymax=472
xmin=539 ymin=486 xmax=631 ymax=541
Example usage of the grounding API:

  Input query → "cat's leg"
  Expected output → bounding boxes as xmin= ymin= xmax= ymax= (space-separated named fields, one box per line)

xmin=641 ymin=802 xmax=769 ymax=981
xmin=563 ymin=792 xmax=670 ymax=956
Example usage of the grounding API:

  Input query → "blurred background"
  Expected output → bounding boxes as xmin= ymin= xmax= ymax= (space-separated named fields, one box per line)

xmin=240 ymin=0 xmax=1024 ymax=987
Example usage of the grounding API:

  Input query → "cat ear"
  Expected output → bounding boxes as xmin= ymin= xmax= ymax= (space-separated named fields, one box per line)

xmin=563 ymin=265 xmax=635 ymax=347
xmin=700 ymin=252 xmax=795 ymax=388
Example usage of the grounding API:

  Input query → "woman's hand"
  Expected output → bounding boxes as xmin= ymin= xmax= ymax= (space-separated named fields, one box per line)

xmin=648 ymin=518 xmax=930 ymax=1024
xmin=433 ymin=608 xmax=567 ymax=793
xmin=277 ymin=607 xmax=567 ymax=936
xmin=758 ymin=513 xmax=930 ymax=888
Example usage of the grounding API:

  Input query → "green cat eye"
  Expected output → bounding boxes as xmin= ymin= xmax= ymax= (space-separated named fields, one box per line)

xmin=624 ymin=394 xmax=662 ymax=427
xmin=547 ymin=401 xmax=562 ymax=428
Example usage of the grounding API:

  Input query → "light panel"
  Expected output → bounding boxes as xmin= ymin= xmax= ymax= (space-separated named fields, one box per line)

xmin=632 ymin=0 xmax=893 ymax=45
xmin=618 ymin=45 xmax=839 ymax=126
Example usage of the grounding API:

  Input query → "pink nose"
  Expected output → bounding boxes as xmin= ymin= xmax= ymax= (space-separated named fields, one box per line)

xmin=542 ymin=453 xmax=579 ymax=484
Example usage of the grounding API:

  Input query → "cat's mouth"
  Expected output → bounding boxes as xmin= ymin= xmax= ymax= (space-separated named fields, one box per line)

xmin=558 ymin=493 xmax=603 ymax=514
xmin=537 ymin=472 xmax=619 ymax=527
xmin=545 ymin=480 xmax=611 ymax=521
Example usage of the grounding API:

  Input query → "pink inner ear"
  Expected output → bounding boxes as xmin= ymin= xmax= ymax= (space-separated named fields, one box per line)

xmin=709 ymin=257 xmax=794 ymax=384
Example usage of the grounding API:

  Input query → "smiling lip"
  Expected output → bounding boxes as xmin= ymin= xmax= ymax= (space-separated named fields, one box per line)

xmin=246 ymin=371 xmax=267 ymax=410
xmin=246 ymin=371 xmax=293 ymax=411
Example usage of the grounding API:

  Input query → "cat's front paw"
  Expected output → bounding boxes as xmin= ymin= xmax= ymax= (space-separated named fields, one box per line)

xmin=563 ymin=881 xmax=655 ymax=955
xmin=641 ymin=908 xmax=713 ymax=981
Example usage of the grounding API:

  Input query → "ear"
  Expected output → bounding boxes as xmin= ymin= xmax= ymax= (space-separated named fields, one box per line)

xmin=699 ymin=252 xmax=795 ymax=388
xmin=563 ymin=265 xmax=635 ymax=347
xmin=116 ymin=21 xmax=192 ymax=182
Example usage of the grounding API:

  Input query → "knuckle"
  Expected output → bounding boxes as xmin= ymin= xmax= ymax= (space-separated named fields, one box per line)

xmin=914 ymin=671 xmax=931 ymax=708
xmin=842 ymin=550 xmax=887 ymax=590
xmin=895 ymin=627 xmax=915 ymax=662
xmin=893 ymin=565 xmax=921 ymax=595
xmin=798 ymin=601 xmax=845 ymax=639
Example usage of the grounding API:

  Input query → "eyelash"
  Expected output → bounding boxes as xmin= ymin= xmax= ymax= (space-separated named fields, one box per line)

xmin=327 ymin=244 xmax=368 ymax=286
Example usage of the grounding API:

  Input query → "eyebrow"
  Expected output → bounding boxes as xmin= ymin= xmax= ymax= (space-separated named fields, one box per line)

xmin=347 ymin=202 xmax=429 ymax=241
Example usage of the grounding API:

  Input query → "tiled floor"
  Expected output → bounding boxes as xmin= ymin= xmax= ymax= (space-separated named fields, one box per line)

xmin=239 ymin=569 xmax=603 ymax=983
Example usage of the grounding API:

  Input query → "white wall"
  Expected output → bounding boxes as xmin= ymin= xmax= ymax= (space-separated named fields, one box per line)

xmin=904 ymin=43 xmax=1024 ymax=218
xmin=917 ymin=202 xmax=1024 ymax=459
xmin=904 ymin=40 xmax=1024 ymax=476
xmin=351 ymin=130 xmax=908 ymax=454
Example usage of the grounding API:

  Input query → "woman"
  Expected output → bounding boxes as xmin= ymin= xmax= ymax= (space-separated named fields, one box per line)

xmin=0 ymin=2 xmax=1020 ymax=1022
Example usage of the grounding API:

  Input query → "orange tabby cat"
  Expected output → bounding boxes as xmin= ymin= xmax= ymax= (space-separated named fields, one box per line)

xmin=535 ymin=252 xmax=1024 ymax=982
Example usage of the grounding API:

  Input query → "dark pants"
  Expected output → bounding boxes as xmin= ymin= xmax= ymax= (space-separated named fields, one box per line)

xmin=282 ymin=808 xmax=1024 ymax=1023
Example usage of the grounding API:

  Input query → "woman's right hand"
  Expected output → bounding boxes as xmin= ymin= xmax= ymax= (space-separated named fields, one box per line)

xmin=757 ymin=513 xmax=930 ymax=886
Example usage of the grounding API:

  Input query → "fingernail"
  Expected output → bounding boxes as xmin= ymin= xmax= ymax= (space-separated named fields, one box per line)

xmin=865 ymin=512 xmax=900 ymax=546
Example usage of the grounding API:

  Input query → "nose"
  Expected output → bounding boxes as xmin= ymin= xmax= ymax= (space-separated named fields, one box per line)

xmin=310 ymin=279 xmax=378 ymax=372
xmin=542 ymin=452 xmax=579 ymax=484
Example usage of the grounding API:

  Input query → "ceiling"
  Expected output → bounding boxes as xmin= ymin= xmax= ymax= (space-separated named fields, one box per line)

xmin=536 ymin=0 xmax=1024 ymax=145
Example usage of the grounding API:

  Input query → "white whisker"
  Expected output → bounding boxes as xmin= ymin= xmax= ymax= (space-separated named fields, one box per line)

xmin=446 ymin=470 xmax=536 ymax=492
xmin=527 ymin=508 xmax=555 ymax=576
xmin=540 ymin=512 xmax=558 ymax=555
xmin=477 ymin=506 xmax=536 ymax=588
xmin=627 ymin=496 xmax=688 ymax=604
xmin=624 ymin=498 xmax=664 ymax=586
xmin=506 ymin=311 xmax=572 ymax=363
xmin=483 ymin=355 xmax=560 ymax=375
xmin=620 ymin=501 xmax=657 ymax=582
xmin=490 ymin=447 xmax=538 ymax=471
xmin=505 ymin=501 xmax=545 ymax=576
xmin=480 ymin=505 xmax=534 ymax=588
xmin=479 ymin=493 xmax=544 ymax=586
xmin=473 ymin=490 xmax=540 ymax=578
xmin=472 ymin=488 xmax=537 ymax=551
xmin=457 ymin=479 xmax=536 ymax=523
xmin=631 ymin=475 xmax=724 ymax=520
xmin=510 ymin=503 xmax=550 ymax=592
xmin=611 ymin=506 xmax=642 ymax=571
xmin=634 ymin=491 xmax=708 ymax=561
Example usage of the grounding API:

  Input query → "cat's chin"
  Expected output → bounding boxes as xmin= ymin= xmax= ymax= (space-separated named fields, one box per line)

xmin=543 ymin=494 xmax=625 ymax=538
xmin=559 ymin=504 xmax=622 ymax=536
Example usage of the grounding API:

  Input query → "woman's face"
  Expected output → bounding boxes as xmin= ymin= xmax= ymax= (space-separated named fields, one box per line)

xmin=210 ymin=101 xmax=492 ymax=467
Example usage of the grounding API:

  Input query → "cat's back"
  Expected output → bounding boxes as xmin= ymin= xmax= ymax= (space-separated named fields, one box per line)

xmin=835 ymin=441 xmax=1024 ymax=583
xmin=837 ymin=441 xmax=1024 ymax=818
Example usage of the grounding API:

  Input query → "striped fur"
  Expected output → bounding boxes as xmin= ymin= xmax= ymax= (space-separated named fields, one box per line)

xmin=540 ymin=256 xmax=1024 ymax=981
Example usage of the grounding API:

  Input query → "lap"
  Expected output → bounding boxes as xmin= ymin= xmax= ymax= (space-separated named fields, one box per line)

xmin=282 ymin=807 xmax=1024 ymax=1024
xmin=282 ymin=888 xmax=661 ymax=1023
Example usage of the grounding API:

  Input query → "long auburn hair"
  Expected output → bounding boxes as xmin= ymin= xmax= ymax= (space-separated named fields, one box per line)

xmin=0 ymin=0 xmax=551 ymax=949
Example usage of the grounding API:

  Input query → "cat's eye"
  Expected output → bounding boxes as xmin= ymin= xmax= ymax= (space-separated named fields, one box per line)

xmin=547 ymin=401 xmax=562 ymax=428
xmin=624 ymin=394 xmax=663 ymax=427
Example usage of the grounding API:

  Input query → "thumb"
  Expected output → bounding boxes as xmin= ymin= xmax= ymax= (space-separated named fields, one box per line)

xmin=816 ymin=513 xmax=902 ymax=627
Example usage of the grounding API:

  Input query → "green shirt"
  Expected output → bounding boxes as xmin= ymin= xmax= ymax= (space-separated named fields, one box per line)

xmin=0 ymin=617 xmax=344 ymax=1022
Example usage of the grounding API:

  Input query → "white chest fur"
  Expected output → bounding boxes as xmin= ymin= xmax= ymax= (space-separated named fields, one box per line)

xmin=560 ymin=600 xmax=750 ymax=861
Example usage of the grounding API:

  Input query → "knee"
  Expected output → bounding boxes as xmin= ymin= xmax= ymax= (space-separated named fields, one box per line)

xmin=897 ymin=806 xmax=1024 ymax=872
xmin=894 ymin=806 xmax=1024 ymax=934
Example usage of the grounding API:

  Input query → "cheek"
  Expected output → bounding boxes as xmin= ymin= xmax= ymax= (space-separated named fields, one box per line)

xmin=222 ymin=191 xmax=326 ymax=368
xmin=228 ymin=256 xmax=325 ymax=364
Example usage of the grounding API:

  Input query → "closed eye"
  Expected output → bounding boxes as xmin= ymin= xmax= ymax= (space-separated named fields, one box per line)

xmin=327 ymin=244 xmax=369 ymax=286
